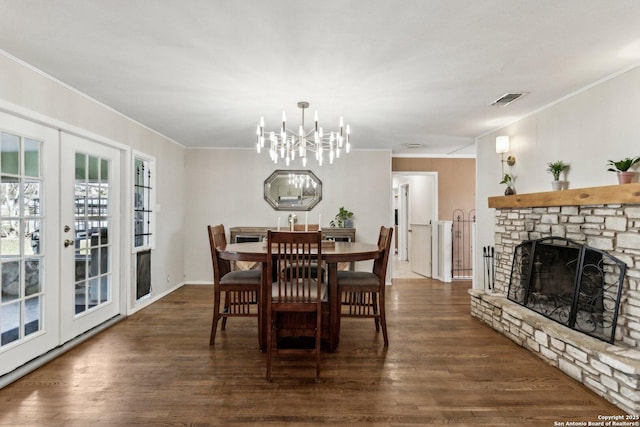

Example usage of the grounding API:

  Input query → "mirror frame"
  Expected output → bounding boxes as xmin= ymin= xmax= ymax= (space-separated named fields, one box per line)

xmin=264 ymin=169 xmax=322 ymax=211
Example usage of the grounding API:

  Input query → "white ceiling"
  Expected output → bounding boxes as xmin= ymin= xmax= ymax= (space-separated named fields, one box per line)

xmin=2 ymin=0 xmax=640 ymax=156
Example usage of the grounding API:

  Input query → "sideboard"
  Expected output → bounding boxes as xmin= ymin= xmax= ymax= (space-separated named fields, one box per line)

xmin=229 ymin=226 xmax=356 ymax=243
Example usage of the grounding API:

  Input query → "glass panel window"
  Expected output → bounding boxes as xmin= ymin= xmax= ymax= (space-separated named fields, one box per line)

xmin=75 ymin=153 xmax=86 ymax=180
xmin=1 ymin=220 xmax=19 ymax=257
xmin=99 ymin=276 xmax=108 ymax=304
xmin=0 ymin=132 xmax=44 ymax=346
xmin=133 ymin=155 xmax=154 ymax=250
xmin=101 ymin=159 xmax=108 ymax=181
xmin=1 ymin=132 xmax=44 ymax=347
xmin=1 ymin=301 xmax=20 ymax=346
xmin=1 ymin=175 xmax=20 ymax=217
xmin=1 ymin=261 xmax=20 ymax=302
xmin=24 ymin=180 xmax=41 ymax=217
xmin=24 ymin=259 xmax=41 ymax=296
xmin=73 ymin=152 xmax=111 ymax=316
xmin=88 ymin=278 xmax=99 ymax=308
xmin=24 ymin=139 xmax=40 ymax=178
xmin=88 ymin=156 xmax=99 ymax=182
xmin=24 ymin=220 xmax=40 ymax=256
xmin=1 ymin=132 xmax=20 ymax=176
xmin=75 ymin=249 xmax=87 ymax=282
xmin=74 ymin=282 xmax=86 ymax=314
xmin=24 ymin=296 xmax=41 ymax=337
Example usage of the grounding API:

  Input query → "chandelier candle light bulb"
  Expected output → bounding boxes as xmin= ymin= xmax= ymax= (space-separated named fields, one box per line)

xmin=257 ymin=101 xmax=351 ymax=166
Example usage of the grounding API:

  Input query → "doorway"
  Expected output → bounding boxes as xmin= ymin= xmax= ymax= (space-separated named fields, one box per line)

xmin=392 ymin=172 xmax=438 ymax=279
xmin=0 ymin=113 xmax=125 ymax=377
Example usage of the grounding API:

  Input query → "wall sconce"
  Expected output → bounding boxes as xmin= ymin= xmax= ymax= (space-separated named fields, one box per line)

xmin=495 ymin=135 xmax=515 ymax=174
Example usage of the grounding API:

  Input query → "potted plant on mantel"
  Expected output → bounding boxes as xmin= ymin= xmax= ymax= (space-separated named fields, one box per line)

xmin=607 ymin=156 xmax=640 ymax=184
xmin=546 ymin=160 xmax=569 ymax=191
xmin=330 ymin=207 xmax=354 ymax=228
xmin=500 ymin=173 xmax=515 ymax=195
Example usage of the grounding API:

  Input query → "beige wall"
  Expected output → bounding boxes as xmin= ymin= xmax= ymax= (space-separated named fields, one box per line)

xmin=184 ymin=149 xmax=392 ymax=282
xmin=474 ymin=65 xmax=640 ymax=289
xmin=0 ymin=53 xmax=187 ymax=311
xmin=392 ymin=157 xmax=476 ymax=220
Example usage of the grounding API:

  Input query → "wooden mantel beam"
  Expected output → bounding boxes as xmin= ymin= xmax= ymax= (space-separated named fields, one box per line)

xmin=488 ymin=183 xmax=640 ymax=209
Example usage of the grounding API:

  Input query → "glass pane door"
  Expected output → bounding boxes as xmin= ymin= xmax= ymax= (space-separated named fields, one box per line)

xmin=73 ymin=153 xmax=111 ymax=315
xmin=60 ymin=133 xmax=120 ymax=343
xmin=0 ymin=113 xmax=60 ymax=377
xmin=1 ymin=133 xmax=43 ymax=345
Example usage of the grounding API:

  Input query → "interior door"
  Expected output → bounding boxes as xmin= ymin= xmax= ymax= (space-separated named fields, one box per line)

xmin=410 ymin=223 xmax=432 ymax=277
xmin=0 ymin=113 xmax=60 ymax=376
xmin=398 ymin=184 xmax=409 ymax=261
xmin=59 ymin=133 xmax=121 ymax=343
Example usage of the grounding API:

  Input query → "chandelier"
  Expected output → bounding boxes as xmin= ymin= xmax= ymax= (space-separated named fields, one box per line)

xmin=256 ymin=101 xmax=351 ymax=166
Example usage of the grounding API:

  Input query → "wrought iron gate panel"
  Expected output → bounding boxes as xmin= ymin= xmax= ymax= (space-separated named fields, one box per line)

xmin=452 ymin=209 xmax=475 ymax=279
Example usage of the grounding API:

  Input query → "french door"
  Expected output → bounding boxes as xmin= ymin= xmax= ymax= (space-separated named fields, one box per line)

xmin=59 ymin=133 xmax=121 ymax=343
xmin=0 ymin=118 xmax=123 ymax=377
xmin=0 ymin=113 xmax=60 ymax=376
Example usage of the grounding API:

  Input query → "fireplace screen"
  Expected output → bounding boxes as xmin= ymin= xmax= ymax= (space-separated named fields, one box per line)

xmin=507 ymin=237 xmax=626 ymax=344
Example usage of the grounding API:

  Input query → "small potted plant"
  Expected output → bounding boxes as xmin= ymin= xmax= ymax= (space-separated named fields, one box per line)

xmin=546 ymin=160 xmax=569 ymax=190
xmin=500 ymin=173 xmax=515 ymax=195
xmin=607 ymin=156 xmax=640 ymax=184
xmin=330 ymin=207 xmax=354 ymax=228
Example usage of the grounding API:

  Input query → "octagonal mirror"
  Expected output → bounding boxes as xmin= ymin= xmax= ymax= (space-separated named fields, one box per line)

xmin=264 ymin=170 xmax=322 ymax=211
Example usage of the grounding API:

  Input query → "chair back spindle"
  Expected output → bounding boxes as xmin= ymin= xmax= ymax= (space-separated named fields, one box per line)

xmin=266 ymin=230 xmax=323 ymax=381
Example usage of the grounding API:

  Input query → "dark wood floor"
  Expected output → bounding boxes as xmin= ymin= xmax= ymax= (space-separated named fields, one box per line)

xmin=0 ymin=279 xmax=620 ymax=426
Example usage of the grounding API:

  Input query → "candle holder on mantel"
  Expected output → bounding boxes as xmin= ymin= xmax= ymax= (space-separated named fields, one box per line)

xmin=288 ymin=213 xmax=297 ymax=231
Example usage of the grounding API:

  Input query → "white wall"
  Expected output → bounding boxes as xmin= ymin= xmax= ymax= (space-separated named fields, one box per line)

xmin=184 ymin=148 xmax=392 ymax=282
xmin=474 ymin=65 xmax=640 ymax=289
xmin=393 ymin=174 xmax=437 ymax=224
xmin=0 ymin=53 xmax=187 ymax=310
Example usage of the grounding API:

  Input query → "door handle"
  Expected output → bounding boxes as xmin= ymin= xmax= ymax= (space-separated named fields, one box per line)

xmin=64 ymin=239 xmax=74 ymax=248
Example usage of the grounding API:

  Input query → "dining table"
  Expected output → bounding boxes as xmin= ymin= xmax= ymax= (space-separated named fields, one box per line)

xmin=218 ymin=240 xmax=380 ymax=351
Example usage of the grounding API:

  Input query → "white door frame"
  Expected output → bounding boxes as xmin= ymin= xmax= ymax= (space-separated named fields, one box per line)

xmin=392 ymin=172 xmax=439 ymax=262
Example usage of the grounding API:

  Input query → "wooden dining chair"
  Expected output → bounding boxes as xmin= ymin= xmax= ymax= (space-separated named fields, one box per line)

xmin=337 ymin=226 xmax=394 ymax=346
xmin=208 ymin=224 xmax=261 ymax=346
xmin=266 ymin=230 xmax=324 ymax=382
xmin=285 ymin=224 xmax=325 ymax=282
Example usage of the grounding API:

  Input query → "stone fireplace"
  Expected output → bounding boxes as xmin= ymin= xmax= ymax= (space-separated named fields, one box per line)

xmin=470 ymin=184 xmax=640 ymax=414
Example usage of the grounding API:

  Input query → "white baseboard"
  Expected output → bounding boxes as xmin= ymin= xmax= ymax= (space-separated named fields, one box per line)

xmin=128 ymin=281 xmax=187 ymax=315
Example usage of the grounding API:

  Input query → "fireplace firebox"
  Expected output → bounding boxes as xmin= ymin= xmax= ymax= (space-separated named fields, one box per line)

xmin=507 ymin=237 xmax=626 ymax=344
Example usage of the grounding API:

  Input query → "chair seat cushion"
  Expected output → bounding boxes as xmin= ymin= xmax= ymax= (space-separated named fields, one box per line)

xmin=271 ymin=280 xmax=328 ymax=302
xmin=220 ymin=269 xmax=262 ymax=285
xmin=337 ymin=271 xmax=380 ymax=287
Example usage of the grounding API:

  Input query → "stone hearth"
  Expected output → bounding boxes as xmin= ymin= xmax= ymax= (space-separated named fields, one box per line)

xmin=471 ymin=185 xmax=640 ymax=414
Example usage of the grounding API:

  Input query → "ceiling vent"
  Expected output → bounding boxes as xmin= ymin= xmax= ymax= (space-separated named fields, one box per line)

xmin=404 ymin=143 xmax=423 ymax=149
xmin=490 ymin=92 xmax=527 ymax=107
